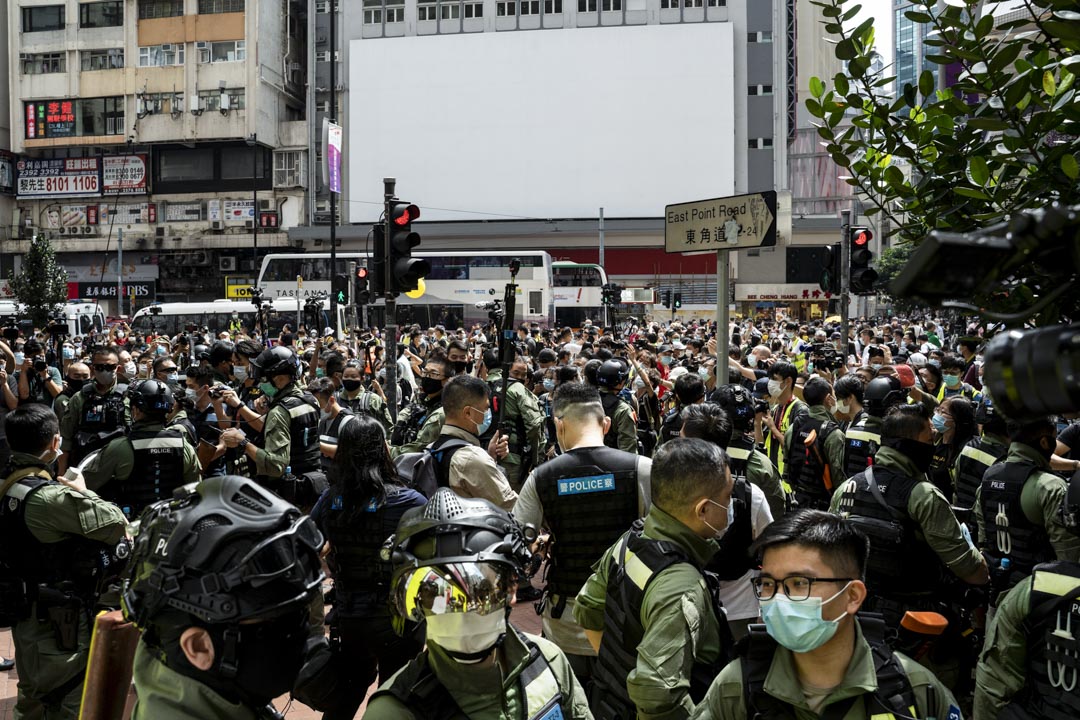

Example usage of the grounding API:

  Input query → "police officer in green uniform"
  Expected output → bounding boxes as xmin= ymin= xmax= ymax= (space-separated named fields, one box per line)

xmin=785 ymin=377 xmax=847 ymax=511
xmin=366 ymin=488 xmax=593 ymax=719
xmin=334 ymin=357 xmax=394 ymax=435
xmin=714 ymin=384 xmax=786 ymax=518
xmin=975 ymin=417 xmax=1080 ymax=598
xmin=692 ymin=509 xmax=961 ymax=720
xmin=220 ymin=346 xmax=325 ymax=511
xmin=974 ymin=469 xmax=1080 ymax=719
xmin=1 ymin=404 xmax=129 ymax=719
xmin=659 ymin=372 xmax=706 ymax=448
xmin=843 ymin=376 xmax=907 ymax=478
xmin=207 ymin=341 xmax=236 ymax=388
xmin=82 ymin=380 xmax=201 ymax=519
xmin=121 ymin=475 xmax=325 ymax=720
xmin=480 ymin=351 xmax=545 ymax=490
xmin=58 ymin=345 xmax=129 ymax=474
xmin=391 ymin=356 xmax=454 ymax=457
xmin=952 ymin=397 xmax=1008 ymax=512
xmin=574 ymin=438 xmax=735 ymax=720
xmin=596 ymin=359 xmax=638 ymax=455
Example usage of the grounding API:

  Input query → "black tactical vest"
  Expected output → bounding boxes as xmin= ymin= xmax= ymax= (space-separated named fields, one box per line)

xmin=599 ymin=391 xmax=630 ymax=450
xmin=980 ymin=461 xmax=1055 ymax=585
xmin=787 ymin=416 xmax=840 ymax=511
xmin=322 ymin=489 xmax=401 ymax=599
xmin=109 ymin=427 xmax=187 ymax=519
xmin=839 ymin=467 xmax=943 ymax=598
xmin=532 ymin=446 xmax=639 ymax=599
xmin=659 ymin=405 xmax=683 ymax=446
xmin=591 ymin=524 xmax=733 ymax=720
xmin=390 ymin=398 xmax=434 ymax=447
xmin=336 ymin=390 xmax=382 ymax=425
xmin=274 ymin=392 xmax=322 ymax=475
xmin=843 ymin=416 xmax=882 ymax=479
xmin=708 ymin=476 xmax=754 ymax=581
xmin=318 ymin=411 xmax=356 ymax=472
xmin=1008 ymin=561 xmax=1080 ymax=720
xmin=953 ymin=435 xmax=1007 ymax=509
xmin=72 ymin=385 xmax=128 ymax=464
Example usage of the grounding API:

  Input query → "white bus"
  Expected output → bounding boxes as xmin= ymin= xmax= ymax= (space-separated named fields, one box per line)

xmin=130 ymin=298 xmax=346 ymax=338
xmin=257 ymin=251 xmax=555 ymax=328
xmin=0 ymin=299 xmax=107 ymax=338
xmin=552 ymin=261 xmax=608 ymax=328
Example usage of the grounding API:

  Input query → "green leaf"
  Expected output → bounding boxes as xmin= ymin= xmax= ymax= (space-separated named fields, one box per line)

xmin=841 ymin=3 xmax=862 ymax=22
xmin=967 ymin=157 xmax=990 ymax=186
xmin=1052 ymin=87 xmax=1075 ymax=111
xmin=1063 ymin=154 xmax=1080 ymax=180
xmin=806 ymin=98 xmax=825 ymax=118
xmin=834 ymin=73 xmax=850 ymax=96
xmin=1044 ymin=70 xmax=1057 ymax=96
xmin=836 ymin=38 xmax=857 ymax=60
xmin=926 ymin=54 xmax=953 ymax=65
xmin=918 ymin=70 xmax=934 ymax=98
xmin=810 ymin=76 xmax=825 ymax=99
xmin=904 ymin=10 xmax=932 ymax=22
xmin=954 ymin=187 xmax=990 ymax=200
xmin=967 ymin=117 xmax=1010 ymax=131
xmin=975 ymin=13 xmax=994 ymax=38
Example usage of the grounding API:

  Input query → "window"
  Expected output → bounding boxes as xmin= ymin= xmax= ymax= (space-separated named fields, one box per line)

xmin=199 ymin=40 xmax=245 ymax=63
xmin=22 ymin=5 xmax=65 ymax=31
xmin=198 ymin=88 xmax=246 ymax=111
xmin=22 ymin=53 xmax=66 ymax=75
xmin=578 ymin=0 xmax=596 ymax=11
xmin=748 ymin=84 xmax=773 ymax=96
xmin=274 ymin=151 xmax=306 ymax=188
xmin=80 ymin=1 xmax=123 ymax=28
xmin=521 ymin=0 xmax=540 ymax=14
xmin=601 ymin=0 xmax=620 ymax=10
xmin=82 ymin=49 xmax=125 ymax=70
xmin=363 ymin=0 xmax=382 ymax=23
xmin=497 ymin=0 xmax=516 ymax=14
xmin=159 ymin=148 xmax=215 ymax=182
xmin=748 ymin=31 xmax=773 ymax=43
xmin=138 ymin=0 xmax=184 ymax=18
xmin=418 ymin=0 xmax=436 ymax=20
xmin=221 ymin=147 xmax=265 ymax=179
xmin=25 ymin=97 xmax=125 ymax=138
xmin=463 ymin=0 xmax=482 ymax=17
xmin=748 ymin=138 xmax=774 ymax=149
xmin=386 ymin=0 xmax=404 ymax=22
xmin=198 ymin=0 xmax=244 ymax=13
xmin=544 ymin=0 xmax=561 ymax=12
xmin=441 ymin=3 xmax=460 ymax=19
xmin=364 ymin=0 xmax=403 ymax=23
xmin=139 ymin=44 xmax=185 ymax=66
xmin=706 ymin=0 xmax=724 ymax=5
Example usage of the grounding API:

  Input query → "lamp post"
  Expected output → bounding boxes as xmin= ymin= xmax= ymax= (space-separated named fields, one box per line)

xmin=246 ymin=133 xmax=258 ymax=278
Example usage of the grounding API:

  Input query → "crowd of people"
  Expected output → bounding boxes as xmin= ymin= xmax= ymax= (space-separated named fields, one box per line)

xmin=0 ymin=309 xmax=1077 ymax=720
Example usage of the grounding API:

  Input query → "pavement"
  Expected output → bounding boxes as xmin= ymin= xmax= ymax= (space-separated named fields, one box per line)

xmin=0 ymin=579 xmax=547 ymax=720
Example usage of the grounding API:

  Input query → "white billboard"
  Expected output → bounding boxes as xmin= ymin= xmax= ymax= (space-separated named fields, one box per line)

xmin=349 ymin=23 xmax=736 ymax=221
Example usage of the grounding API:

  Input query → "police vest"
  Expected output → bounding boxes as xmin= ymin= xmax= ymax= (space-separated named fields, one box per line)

xmin=659 ymin=405 xmax=683 ymax=446
xmin=318 ymin=411 xmax=356 ymax=472
xmin=708 ymin=476 xmax=754 ymax=581
xmin=786 ymin=415 xmax=840 ymax=511
xmin=532 ymin=446 xmax=639 ymax=602
xmin=110 ymin=427 xmax=187 ymax=519
xmin=592 ymin=524 xmax=733 ymax=720
xmin=322 ymin=488 xmax=400 ymax=598
xmin=336 ymin=390 xmax=382 ymax=425
xmin=980 ymin=461 xmax=1055 ymax=584
xmin=840 ymin=467 xmax=943 ymax=598
xmin=1008 ymin=561 xmax=1080 ymax=720
xmin=742 ymin=613 xmax=919 ymax=719
xmin=844 ymin=416 xmax=882 ymax=479
xmin=72 ymin=385 xmax=128 ymax=464
xmin=371 ymin=626 xmax=567 ymax=720
xmin=273 ymin=392 xmax=322 ymax=475
xmin=953 ymin=435 xmax=1007 ymax=510
xmin=390 ymin=399 xmax=432 ymax=447
xmin=599 ymin=391 xmax=632 ymax=450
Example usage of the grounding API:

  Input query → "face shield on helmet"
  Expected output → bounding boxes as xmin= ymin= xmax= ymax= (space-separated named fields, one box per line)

xmin=393 ymin=562 xmax=515 ymax=623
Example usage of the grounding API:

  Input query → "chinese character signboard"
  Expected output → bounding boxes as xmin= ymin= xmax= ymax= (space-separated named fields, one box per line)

xmin=102 ymin=155 xmax=149 ymax=195
xmin=77 ymin=282 xmax=157 ymax=300
xmin=325 ymin=120 xmax=343 ymax=194
xmin=17 ymin=158 xmax=101 ymax=199
xmin=223 ymin=200 xmax=254 ymax=222
xmin=165 ymin=202 xmax=204 ymax=222
xmin=665 ymin=191 xmax=777 ymax=253
xmin=25 ymin=101 xmax=77 ymax=139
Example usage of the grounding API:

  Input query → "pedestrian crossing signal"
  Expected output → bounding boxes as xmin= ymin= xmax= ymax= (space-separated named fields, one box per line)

xmin=673 ymin=293 xmax=682 ymax=309
xmin=332 ymin=273 xmax=350 ymax=304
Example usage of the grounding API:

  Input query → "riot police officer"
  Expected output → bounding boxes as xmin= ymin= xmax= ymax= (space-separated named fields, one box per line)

xmin=2 ymin=404 xmax=129 ymax=718
xmin=390 ymin=356 xmax=454 ymax=457
xmin=785 ymin=377 xmax=846 ymax=511
xmin=513 ymin=381 xmax=651 ymax=683
xmin=121 ymin=475 xmax=324 ymax=720
xmin=976 ymin=417 xmax=1080 ymax=596
xmin=713 ymin=383 xmax=786 ymax=518
xmin=843 ymin=375 xmax=907 ymax=478
xmin=596 ymin=359 xmax=638 ymax=454
xmin=83 ymin=380 xmax=200 ymax=519
xmin=334 ymin=355 xmax=394 ymax=434
xmin=952 ymin=397 xmax=1008 ymax=511
xmin=480 ymin=351 xmax=545 ymax=489
xmin=659 ymin=372 xmax=705 ymax=447
xmin=221 ymin=346 xmax=325 ymax=510
xmin=59 ymin=345 xmax=129 ymax=473
xmin=366 ymin=488 xmax=592 ymax=719
xmin=974 ymin=468 xmax=1080 ymax=718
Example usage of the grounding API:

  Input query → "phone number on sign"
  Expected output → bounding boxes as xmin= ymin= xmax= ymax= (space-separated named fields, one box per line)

xmin=19 ymin=174 xmax=100 ymax=196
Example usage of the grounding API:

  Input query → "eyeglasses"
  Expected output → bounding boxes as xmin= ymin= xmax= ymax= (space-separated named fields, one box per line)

xmin=751 ymin=575 xmax=853 ymax=601
xmin=420 ymin=370 xmax=446 ymax=380
xmin=159 ymin=366 xmax=178 ymax=373
xmin=94 ymin=363 xmax=118 ymax=372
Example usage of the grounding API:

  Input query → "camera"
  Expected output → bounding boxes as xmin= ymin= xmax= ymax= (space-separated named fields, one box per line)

xmin=984 ymin=323 xmax=1079 ymax=421
xmin=208 ymin=385 xmax=229 ymax=399
xmin=754 ymin=398 xmax=770 ymax=415
xmin=810 ymin=343 xmax=844 ymax=372
xmin=34 ymin=359 xmax=48 ymax=373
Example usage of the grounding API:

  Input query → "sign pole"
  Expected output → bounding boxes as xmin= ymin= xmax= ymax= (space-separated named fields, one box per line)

xmin=117 ymin=228 xmax=123 ymax=318
xmin=383 ymin=177 xmax=398 ymax=422
xmin=840 ymin=208 xmax=852 ymax=359
xmin=717 ymin=249 xmax=729 ymax=385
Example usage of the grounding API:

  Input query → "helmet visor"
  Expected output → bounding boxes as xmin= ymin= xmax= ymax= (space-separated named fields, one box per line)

xmin=231 ymin=514 xmax=324 ymax=587
xmin=394 ymin=562 xmax=512 ymax=622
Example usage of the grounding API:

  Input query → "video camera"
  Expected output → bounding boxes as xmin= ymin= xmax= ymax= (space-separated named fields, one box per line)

xmin=1 ymin=317 xmax=19 ymax=342
xmin=809 ymin=343 xmax=844 ymax=372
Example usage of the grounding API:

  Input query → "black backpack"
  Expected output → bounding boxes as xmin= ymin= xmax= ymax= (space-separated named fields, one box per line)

xmin=393 ymin=437 xmax=471 ymax=498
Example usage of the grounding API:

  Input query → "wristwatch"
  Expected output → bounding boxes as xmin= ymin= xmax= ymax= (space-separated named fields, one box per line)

xmin=237 ymin=438 xmax=250 ymax=451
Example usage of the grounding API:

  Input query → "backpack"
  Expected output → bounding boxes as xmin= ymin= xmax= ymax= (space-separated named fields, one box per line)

xmin=393 ymin=437 xmax=471 ymax=498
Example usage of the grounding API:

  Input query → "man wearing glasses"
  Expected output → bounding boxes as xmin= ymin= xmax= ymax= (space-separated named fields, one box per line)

xmin=692 ymin=510 xmax=959 ymax=719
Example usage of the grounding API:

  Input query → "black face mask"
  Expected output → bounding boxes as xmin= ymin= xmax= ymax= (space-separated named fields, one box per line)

xmin=885 ymin=437 xmax=935 ymax=474
xmin=420 ymin=377 xmax=444 ymax=397
xmin=341 ymin=379 xmax=363 ymax=393
xmin=452 ymin=361 xmax=468 ymax=375
xmin=64 ymin=377 xmax=84 ymax=396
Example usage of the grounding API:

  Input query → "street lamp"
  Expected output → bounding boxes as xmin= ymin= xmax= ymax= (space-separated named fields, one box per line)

xmin=246 ymin=133 xmax=258 ymax=277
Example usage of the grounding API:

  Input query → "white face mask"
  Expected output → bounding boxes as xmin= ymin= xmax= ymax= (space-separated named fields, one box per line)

xmin=234 ymin=365 xmax=248 ymax=382
xmin=747 ymin=354 xmax=758 ymax=368
xmin=123 ymin=361 xmax=136 ymax=378
xmin=767 ymin=379 xmax=783 ymax=398
xmin=39 ymin=435 xmax=62 ymax=464
xmin=424 ymin=611 xmax=506 ymax=659
xmin=834 ymin=398 xmax=850 ymax=416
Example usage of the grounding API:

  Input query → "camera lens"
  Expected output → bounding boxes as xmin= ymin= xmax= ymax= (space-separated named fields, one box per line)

xmin=984 ymin=323 xmax=1080 ymax=420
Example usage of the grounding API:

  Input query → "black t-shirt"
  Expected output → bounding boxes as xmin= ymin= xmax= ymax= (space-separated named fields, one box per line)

xmin=1058 ymin=422 xmax=1080 ymax=460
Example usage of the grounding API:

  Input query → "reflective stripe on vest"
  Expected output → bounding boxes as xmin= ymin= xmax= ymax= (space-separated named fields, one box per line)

xmin=130 ymin=437 xmax=186 ymax=451
xmin=790 ymin=340 xmax=807 ymax=373
xmin=763 ymin=400 xmax=797 ymax=482
xmin=288 ymin=403 xmax=317 ymax=419
xmin=1033 ymin=570 xmax=1080 ymax=598
xmin=847 ymin=428 xmax=880 ymax=444
xmin=727 ymin=446 xmax=752 ymax=461
xmin=960 ymin=444 xmax=1000 ymax=469
xmin=520 ymin=658 xmax=563 ymax=720
xmin=617 ymin=542 xmax=655 ymax=591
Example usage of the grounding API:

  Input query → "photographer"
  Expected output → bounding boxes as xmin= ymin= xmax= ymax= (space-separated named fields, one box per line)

xmin=15 ymin=338 xmax=62 ymax=406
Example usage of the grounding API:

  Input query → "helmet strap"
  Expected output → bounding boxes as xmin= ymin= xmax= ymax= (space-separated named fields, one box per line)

xmin=218 ymin=625 xmax=241 ymax=678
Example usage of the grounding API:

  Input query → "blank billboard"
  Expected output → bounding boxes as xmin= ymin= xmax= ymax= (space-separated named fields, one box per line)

xmin=349 ymin=23 xmax=735 ymax=221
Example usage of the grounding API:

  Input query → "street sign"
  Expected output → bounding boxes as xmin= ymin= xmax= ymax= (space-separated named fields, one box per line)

xmin=664 ymin=191 xmax=777 ymax=253
xmin=224 ymin=277 xmax=254 ymax=299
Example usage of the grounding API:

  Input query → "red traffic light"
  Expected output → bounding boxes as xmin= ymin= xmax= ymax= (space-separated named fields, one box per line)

xmin=852 ymin=228 xmax=872 ymax=246
xmin=357 ymin=267 xmax=368 ymax=279
xmin=391 ymin=203 xmax=420 ymax=226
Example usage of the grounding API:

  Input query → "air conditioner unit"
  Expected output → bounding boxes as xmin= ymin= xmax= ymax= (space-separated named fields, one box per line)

xmin=316 ymin=51 xmax=330 ymax=62
xmin=189 ymin=95 xmax=203 ymax=116
xmin=316 ymin=101 xmax=330 ymax=113
xmin=244 ymin=219 xmax=255 ymax=229
xmin=219 ymin=256 xmax=238 ymax=271
xmin=155 ymin=227 xmax=166 ymax=238
xmin=220 ymin=93 xmax=231 ymax=112
xmin=259 ymin=199 xmax=272 ymax=211
xmin=82 ymin=226 xmax=96 ymax=235
xmin=56 ymin=227 xmax=69 ymax=236
xmin=210 ymin=220 xmax=224 ymax=231
xmin=192 ymin=251 xmax=210 ymax=266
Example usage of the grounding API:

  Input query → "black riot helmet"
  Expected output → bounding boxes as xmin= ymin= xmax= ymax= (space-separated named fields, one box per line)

xmin=596 ymin=359 xmax=630 ymax=389
xmin=863 ymin=376 xmax=907 ymax=418
xmin=193 ymin=344 xmax=211 ymax=363
xmin=714 ymin=383 xmax=755 ymax=432
xmin=128 ymin=379 xmax=174 ymax=417
xmin=249 ymin=345 xmax=298 ymax=383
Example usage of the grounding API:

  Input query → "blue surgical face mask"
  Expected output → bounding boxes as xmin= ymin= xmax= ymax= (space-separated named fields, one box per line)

xmin=660 ymin=356 xmax=672 ymax=366
xmin=474 ymin=407 xmax=493 ymax=436
xmin=928 ymin=359 xmax=941 ymax=368
xmin=62 ymin=346 xmax=74 ymax=360
xmin=760 ymin=582 xmax=852 ymax=653
xmin=932 ymin=413 xmax=948 ymax=434
xmin=542 ymin=378 xmax=555 ymax=392
xmin=13 ymin=353 xmax=24 ymax=366
xmin=942 ymin=374 xmax=960 ymax=388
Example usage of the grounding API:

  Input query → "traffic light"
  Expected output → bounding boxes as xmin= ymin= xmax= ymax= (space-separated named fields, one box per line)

xmin=332 ymin=273 xmax=350 ymax=305
xmin=387 ymin=202 xmax=430 ymax=295
xmin=848 ymin=226 xmax=878 ymax=294
xmin=819 ymin=243 xmax=841 ymax=295
xmin=673 ymin=293 xmax=683 ymax=309
xmin=355 ymin=266 xmax=371 ymax=305
xmin=371 ymin=226 xmax=386 ymax=298
xmin=662 ymin=290 xmax=671 ymax=309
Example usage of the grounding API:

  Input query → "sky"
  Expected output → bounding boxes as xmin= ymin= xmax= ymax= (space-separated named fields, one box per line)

xmin=851 ymin=0 xmax=894 ymax=67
